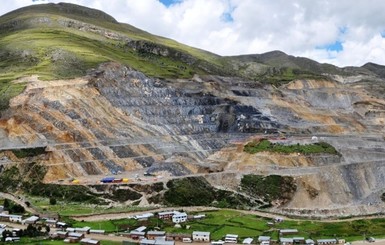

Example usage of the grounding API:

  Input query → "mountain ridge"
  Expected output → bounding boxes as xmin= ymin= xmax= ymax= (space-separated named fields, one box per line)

xmin=1 ymin=3 xmax=385 ymax=217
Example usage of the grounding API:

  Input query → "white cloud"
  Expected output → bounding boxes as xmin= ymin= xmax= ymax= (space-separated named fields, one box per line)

xmin=1 ymin=0 xmax=385 ymax=67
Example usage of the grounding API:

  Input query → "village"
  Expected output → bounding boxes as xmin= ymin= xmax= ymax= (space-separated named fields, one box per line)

xmin=0 ymin=206 xmax=369 ymax=245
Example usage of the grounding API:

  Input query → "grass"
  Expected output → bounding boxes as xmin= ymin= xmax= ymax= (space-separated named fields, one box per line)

xmin=244 ymin=139 xmax=340 ymax=155
xmin=28 ymin=196 xmax=153 ymax=216
xmin=18 ymin=237 xmax=122 ymax=244
xmin=163 ymin=210 xmax=385 ymax=242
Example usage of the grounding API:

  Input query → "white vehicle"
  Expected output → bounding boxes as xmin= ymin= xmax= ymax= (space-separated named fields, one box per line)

xmin=183 ymin=238 xmax=192 ymax=243
xmin=5 ymin=237 xmax=20 ymax=242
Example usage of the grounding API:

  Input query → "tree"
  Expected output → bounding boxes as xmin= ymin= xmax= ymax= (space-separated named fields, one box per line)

xmin=3 ymin=199 xmax=10 ymax=210
xmin=45 ymin=225 xmax=50 ymax=234
xmin=49 ymin=197 xmax=57 ymax=205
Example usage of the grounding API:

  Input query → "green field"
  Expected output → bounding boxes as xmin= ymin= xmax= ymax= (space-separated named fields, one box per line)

xmin=162 ymin=210 xmax=385 ymax=242
xmin=18 ymin=238 xmax=122 ymax=245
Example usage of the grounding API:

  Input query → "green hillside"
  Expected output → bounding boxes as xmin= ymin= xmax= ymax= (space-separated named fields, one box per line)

xmin=0 ymin=2 xmax=382 ymax=110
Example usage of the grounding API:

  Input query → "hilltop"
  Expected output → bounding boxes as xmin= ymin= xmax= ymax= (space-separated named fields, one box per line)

xmin=1 ymin=3 xmax=385 ymax=218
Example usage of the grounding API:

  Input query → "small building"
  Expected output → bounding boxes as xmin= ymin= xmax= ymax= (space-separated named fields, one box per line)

xmin=45 ymin=219 xmax=58 ymax=227
xmin=147 ymin=231 xmax=166 ymax=240
xmin=293 ymin=237 xmax=305 ymax=244
xmin=64 ymin=237 xmax=81 ymax=243
xmin=211 ymin=241 xmax=225 ymax=245
xmin=316 ymin=239 xmax=337 ymax=245
xmin=129 ymin=230 xmax=146 ymax=240
xmin=306 ymin=239 xmax=315 ymax=245
xmin=141 ymin=239 xmax=157 ymax=245
xmin=57 ymin=222 xmax=68 ymax=228
xmin=135 ymin=213 xmax=154 ymax=221
xmin=141 ymin=239 xmax=175 ymax=245
xmin=193 ymin=214 xmax=206 ymax=220
xmin=22 ymin=215 xmax=39 ymax=225
xmin=135 ymin=226 xmax=147 ymax=232
xmin=279 ymin=229 xmax=299 ymax=236
xmin=166 ymin=233 xmax=191 ymax=241
xmin=67 ymin=232 xmax=85 ymax=240
xmin=158 ymin=211 xmax=177 ymax=220
xmin=193 ymin=231 xmax=210 ymax=242
xmin=8 ymin=214 xmax=22 ymax=223
xmin=90 ymin=229 xmax=105 ymax=235
xmin=225 ymin=234 xmax=238 ymax=243
xmin=55 ymin=231 xmax=68 ymax=239
xmin=280 ymin=238 xmax=294 ymax=245
xmin=242 ymin=238 xmax=253 ymax=244
xmin=76 ymin=226 xmax=91 ymax=234
xmin=80 ymin=238 xmax=100 ymax=245
xmin=258 ymin=236 xmax=271 ymax=244
xmin=66 ymin=228 xmax=76 ymax=233
xmin=172 ymin=212 xmax=187 ymax=223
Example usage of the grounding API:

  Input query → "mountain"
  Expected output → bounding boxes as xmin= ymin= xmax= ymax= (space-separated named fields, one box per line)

xmin=1 ymin=3 xmax=385 ymax=218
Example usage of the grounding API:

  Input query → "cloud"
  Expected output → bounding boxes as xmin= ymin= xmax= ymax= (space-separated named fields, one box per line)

xmin=0 ymin=0 xmax=385 ymax=67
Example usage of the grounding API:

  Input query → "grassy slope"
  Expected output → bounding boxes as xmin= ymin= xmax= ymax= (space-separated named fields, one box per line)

xmin=0 ymin=3 xmax=226 ymax=109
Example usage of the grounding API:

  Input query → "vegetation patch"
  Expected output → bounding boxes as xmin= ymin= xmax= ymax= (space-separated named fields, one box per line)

xmin=240 ymin=174 xmax=296 ymax=204
xmin=164 ymin=177 xmax=255 ymax=208
xmin=165 ymin=209 xmax=385 ymax=242
xmin=244 ymin=139 xmax=340 ymax=155
xmin=10 ymin=147 xmax=46 ymax=158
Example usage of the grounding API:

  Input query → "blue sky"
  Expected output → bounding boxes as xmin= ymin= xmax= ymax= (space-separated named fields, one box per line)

xmin=159 ymin=0 xmax=179 ymax=7
xmin=1 ymin=0 xmax=385 ymax=67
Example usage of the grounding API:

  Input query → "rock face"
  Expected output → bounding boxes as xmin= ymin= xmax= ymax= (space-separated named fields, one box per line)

xmin=1 ymin=61 xmax=385 ymax=216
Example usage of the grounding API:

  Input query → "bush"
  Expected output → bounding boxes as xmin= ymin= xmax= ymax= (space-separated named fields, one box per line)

xmin=49 ymin=197 xmax=57 ymax=205
xmin=244 ymin=139 xmax=339 ymax=155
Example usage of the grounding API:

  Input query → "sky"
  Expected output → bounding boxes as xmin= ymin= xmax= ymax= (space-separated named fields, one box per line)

xmin=2 ymin=0 xmax=385 ymax=67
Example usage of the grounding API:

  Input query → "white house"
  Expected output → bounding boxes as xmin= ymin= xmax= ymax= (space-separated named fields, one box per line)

xmin=8 ymin=215 xmax=22 ymax=223
xmin=193 ymin=231 xmax=210 ymax=242
xmin=225 ymin=234 xmax=238 ymax=243
xmin=242 ymin=238 xmax=253 ymax=244
xmin=22 ymin=215 xmax=39 ymax=225
xmin=172 ymin=212 xmax=187 ymax=223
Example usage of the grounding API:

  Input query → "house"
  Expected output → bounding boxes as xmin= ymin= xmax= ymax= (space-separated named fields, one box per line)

xmin=57 ymin=222 xmax=68 ymax=229
xmin=22 ymin=215 xmax=39 ymax=225
xmin=193 ymin=231 xmax=210 ymax=242
xmin=129 ymin=230 xmax=146 ymax=240
xmin=172 ymin=212 xmax=187 ymax=223
xmin=293 ymin=237 xmax=305 ymax=244
xmin=135 ymin=226 xmax=147 ymax=232
xmin=158 ymin=211 xmax=177 ymax=220
xmin=242 ymin=238 xmax=253 ymax=244
xmin=76 ymin=227 xmax=91 ymax=234
xmin=279 ymin=229 xmax=299 ymax=236
xmin=147 ymin=231 xmax=166 ymax=240
xmin=258 ymin=236 xmax=271 ymax=244
xmin=280 ymin=238 xmax=294 ymax=245
xmin=64 ymin=237 xmax=81 ymax=243
xmin=193 ymin=214 xmax=206 ymax=220
xmin=45 ymin=219 xmax=58 ymax=227
xmin=55 ymin=231 xmax=68 ymax=239
xmin=224 ymin=234 xmax=238 ymax=243
xmin=141 ymin=239 xmax=175 ymax=245
xmin=166 ymin=233 xmax=191 ymax=241
xmin=211 ymin=241 xmax=225 ymax=245
xmin=67 ymin=232 xmax=85 ymax=240
xmin=90 ymin=229 xmax=105 ymax=235
xmin=141 ymin=239 xmax=156 ymax=245
xmin=80 ymin=238 xmax=100 ymax=245
xmin=9 ymin=215 xmax=22 ymax=223
xmin=306 ymin=239 xmax=315 ymax=245
xmin=316 ymin=239 xmax=337 ymax=245
xmin=66 ymin=228 xmax=76 ymax=232
xmin=135 ymin=213 xmax=154 ymax=221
